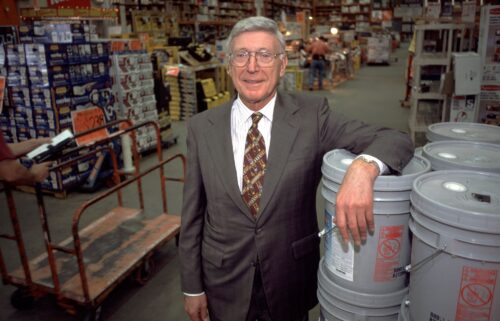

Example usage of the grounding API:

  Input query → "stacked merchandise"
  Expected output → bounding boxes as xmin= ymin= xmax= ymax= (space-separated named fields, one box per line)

xmin=110 ymin=43 xmax=158 ymax=152
xmin=0 ymin=28 xmax=18 ymax=145
xmin=478 ymin=5 xmax=500 ymax=126
xmin=2 ymin=20 xmax=115 ymax=192
xmin=196 ymin=78 xmax=230 ymax=111
xmin=164 ymin=66 xmax=197 ymax=121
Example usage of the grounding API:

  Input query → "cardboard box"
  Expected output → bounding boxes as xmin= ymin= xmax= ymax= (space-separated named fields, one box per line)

xmin=449 ymin=95 xmax=478 ymax=122
xmin=452 ymin=52 xmax=481 ymax=95
xmin=6 ymin=45 xmax=26 ymax=66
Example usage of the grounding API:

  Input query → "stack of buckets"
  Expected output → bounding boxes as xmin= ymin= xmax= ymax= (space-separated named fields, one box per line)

xmin=401 ymin=122 xmax=500 ymax=321
xmin=319 ymin=122 xmax=500 ymax=321
xmin=319 ymin=149 xmax=431 ymax=320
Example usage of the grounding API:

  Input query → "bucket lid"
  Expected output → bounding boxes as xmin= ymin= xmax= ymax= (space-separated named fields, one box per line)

xmin=411 ymin=170 xmax=500 ymax=234
xmin=322 ymin=149 xmax=430 ymax=191
xmin=423 ymin=140 xmax=500 ymax=173
xmin=426 ymin=122 xmax=500 ymax=144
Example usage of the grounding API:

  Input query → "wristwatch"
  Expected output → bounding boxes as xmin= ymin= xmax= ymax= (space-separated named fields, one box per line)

xmin=354 ymin=154 xmax=382 ymax=174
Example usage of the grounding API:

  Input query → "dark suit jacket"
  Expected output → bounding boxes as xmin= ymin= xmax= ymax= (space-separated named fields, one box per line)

xmin=179 ymin=90 xmax=413 ymax=321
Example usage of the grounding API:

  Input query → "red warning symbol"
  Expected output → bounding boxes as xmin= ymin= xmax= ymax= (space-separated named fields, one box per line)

xmin=455 ymin=266 xmax=497 ymax=321
xmin=373 ymin=225 xmax=404 ymax=282
xmin=461 ymin=283 xmax=493 ymax=307
xmin=378 ymin=238 xmax=401 ymax=259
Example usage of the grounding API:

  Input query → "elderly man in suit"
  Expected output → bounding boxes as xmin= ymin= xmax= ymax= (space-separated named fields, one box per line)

xmin=179 ymin=16 xmax=413 ymax=321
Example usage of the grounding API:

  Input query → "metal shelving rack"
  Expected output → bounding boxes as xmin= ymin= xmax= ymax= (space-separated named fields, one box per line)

xmin=408 ymin=22 xmax=475 ymax=144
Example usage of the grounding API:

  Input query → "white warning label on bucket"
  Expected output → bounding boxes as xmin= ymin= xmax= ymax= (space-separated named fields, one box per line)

xmin=455 ymin=266 xmax=497 ymax=321
xmin=325 ymin=228 xmax=354 ymax=282
xmin=373 ymin=225 xmax=403 ymax=282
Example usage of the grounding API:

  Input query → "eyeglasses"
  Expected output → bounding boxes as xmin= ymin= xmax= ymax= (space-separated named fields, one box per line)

xmin=229 ymin=50 xmax=284 ymax=67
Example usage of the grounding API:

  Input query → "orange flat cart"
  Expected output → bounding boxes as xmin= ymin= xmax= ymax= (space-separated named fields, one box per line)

xmin=0 ymin=120 xmax=185 ymax=321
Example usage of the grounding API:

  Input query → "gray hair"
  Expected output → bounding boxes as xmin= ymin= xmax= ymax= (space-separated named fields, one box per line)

xmin=224 ymin=16 xmax=286 ymax=56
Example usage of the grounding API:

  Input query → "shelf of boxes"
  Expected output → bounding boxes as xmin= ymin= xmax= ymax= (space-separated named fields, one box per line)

xmin=408 ymin=22 xmax=475 ymax=145
xmin=164 ymin=66 xmax=197 ymax=121
xmin=1 ymin=20 xmax=117 ymax=192
xmin=110 ymin=51 xmax=159 ymax=152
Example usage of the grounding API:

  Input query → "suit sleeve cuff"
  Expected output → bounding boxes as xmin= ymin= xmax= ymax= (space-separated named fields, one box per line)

xmin=355 ymin=154 xmax=388 ymax=175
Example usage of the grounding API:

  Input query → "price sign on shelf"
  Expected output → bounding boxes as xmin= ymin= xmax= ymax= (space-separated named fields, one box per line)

xmin=72 ymin=107 xmax=109 ymax=146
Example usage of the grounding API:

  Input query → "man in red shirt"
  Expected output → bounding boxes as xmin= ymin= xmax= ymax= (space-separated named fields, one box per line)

xmin=0 ymin=135 xmax=51 ymax=185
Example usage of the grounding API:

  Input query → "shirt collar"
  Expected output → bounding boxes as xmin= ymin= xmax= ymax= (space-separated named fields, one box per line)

xmin=233 ymin=93 xmax=276 ymax=123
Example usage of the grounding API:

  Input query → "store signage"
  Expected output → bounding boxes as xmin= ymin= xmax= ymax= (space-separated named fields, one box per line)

xmin=72 ymin=106 xmax=109 ymax=146
xmin=48 ymin=0 xmax=91 ymax=8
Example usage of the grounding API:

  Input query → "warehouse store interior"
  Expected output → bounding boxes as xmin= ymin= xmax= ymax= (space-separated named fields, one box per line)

xmin=1 ymin=1 xmax=500 ymax=321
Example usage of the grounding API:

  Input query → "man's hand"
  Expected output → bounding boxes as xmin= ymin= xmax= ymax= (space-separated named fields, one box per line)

xmin=335 ymin=158 xmax=379 ymax=246
xmin=184 ymin=294 xmax=209 ymax=321
xmin=31 ymin=162 xmax=51 ymax=183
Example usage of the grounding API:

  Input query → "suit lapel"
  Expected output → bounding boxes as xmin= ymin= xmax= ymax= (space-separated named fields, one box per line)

xmin=258 ymin=92 xmax=299 ymax=218
xmin=204 ymin=102 xmax=253 ymax=218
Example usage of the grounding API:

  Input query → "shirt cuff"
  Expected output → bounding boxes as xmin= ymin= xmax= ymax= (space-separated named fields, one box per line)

xmin=355 ymin=154 xmax=388 ymax=175
xmin=183 ymin=292 xmax=205 ymax=297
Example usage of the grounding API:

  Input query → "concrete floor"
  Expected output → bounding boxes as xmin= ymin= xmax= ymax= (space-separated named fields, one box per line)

xmin=0 ymin=46 xmax=410 ymax=321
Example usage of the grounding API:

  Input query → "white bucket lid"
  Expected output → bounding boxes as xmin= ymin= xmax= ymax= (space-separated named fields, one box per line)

xmin=411 ymin=170 xmax=500 ymax=234
xmin=427 ymin=122 xmax=500 ymax=144
xmin=423 ymin=140 xmax=500 ymax=173
xmin=322 ymin=149 xmax=430 ymax=191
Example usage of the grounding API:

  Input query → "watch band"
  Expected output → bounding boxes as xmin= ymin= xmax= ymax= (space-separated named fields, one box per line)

xmin=354 ymin=154 xmax=384 ymax=174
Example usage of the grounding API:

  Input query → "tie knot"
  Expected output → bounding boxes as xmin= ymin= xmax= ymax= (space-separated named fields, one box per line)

xmin=251 ymin=113 xmax=263 ymax=126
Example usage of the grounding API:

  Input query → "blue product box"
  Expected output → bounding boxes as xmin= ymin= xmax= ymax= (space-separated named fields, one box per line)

xmin=18 ymin=24 xmax=34 ymax=44
xmin=36 ymin=127 xmax=56 ymax=138
xmin=71 ymin=78 xmax=112 ymax=106
xmin=53 ymin=85 xmax=72 ymax=108
xmin=90 ymin=42 xmax=109 ymax=62
xmin=16 ymin=126 xmax=37 ymax=141
xmin=33 ymin=21 xmax=72 ymax=44
xmin=28 ymin=64 xmax=50 ymax=87
xmin=70 ymin=21 xmax=90 ymax=44
xmin=10 ymin=87 xmax=31 ymax=107
xmin=34 ymin=117 xmax=57 ymax=130
xmin=30 ymin=87 xmax=52 ymax=108
xmin=45 ymin=43 xmax=68 ymax=66
xmin=92 ymin=62 xmax=109 ymax=81
xmin=66 ymin=44 xmax=80 ymax=64
xmin=79 ymin=44 xmax=92 ymax=63
xmin=6 ymin=44 xmax=26 ymax=66
xmin=33 ymin=105 xmax=55 ymax=119
xmin=69 ymin=64 xmax=94 ymax=84
xmin=25 ymin=44 xmax=47 ymax=66
xmin=49 ymin=65 xmax=71 ymax=86
xmin=7 ymin=66 xmax=28 ymax=86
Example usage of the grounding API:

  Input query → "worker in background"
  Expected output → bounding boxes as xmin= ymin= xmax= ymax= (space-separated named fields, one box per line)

xmin=307 ymin=36 xmax=331 ymax=90
xmin=0 ymin=135 xmax=51 ymax=185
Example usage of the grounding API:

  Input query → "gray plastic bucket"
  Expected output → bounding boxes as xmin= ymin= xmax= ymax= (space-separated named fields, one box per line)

xmin=408 ymin=170 xmax=500 ymax=321
xmin=318 ymin=258 xmax=408 ymax=321
xmin=426 ymin=122 xmax=500 ymax=144
xmin=321 ymin=150 xmax=430 ymax=294
xmin=422 ymin=140 xmax=500 ymax=173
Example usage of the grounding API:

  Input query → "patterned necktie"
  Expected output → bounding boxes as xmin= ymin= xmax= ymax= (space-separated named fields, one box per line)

xmin=242 ymin=112 xmax=267 ymax=217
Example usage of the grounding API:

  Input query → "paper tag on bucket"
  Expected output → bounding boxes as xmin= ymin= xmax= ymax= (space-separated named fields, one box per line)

xmin=373 ymin=225 xmax=403 ymax=282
